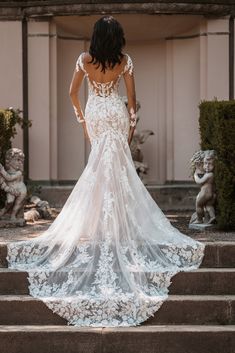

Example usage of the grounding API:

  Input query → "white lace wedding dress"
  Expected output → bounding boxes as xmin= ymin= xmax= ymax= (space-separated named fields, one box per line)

xmin=7 ymin=53 xmax=205 ymax=327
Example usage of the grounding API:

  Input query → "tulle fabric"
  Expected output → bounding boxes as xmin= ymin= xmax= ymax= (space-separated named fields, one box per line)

xmin=7 ymin=53 xmax=205 ymax=327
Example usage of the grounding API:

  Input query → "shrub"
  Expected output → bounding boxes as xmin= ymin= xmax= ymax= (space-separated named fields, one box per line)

xmin=199 ymin=99 xmax=235 ymax=230
xmin=0 ymin=108 xmax=31 ymax=208
xmin=0 ymin=108 xmax=23 ymax=161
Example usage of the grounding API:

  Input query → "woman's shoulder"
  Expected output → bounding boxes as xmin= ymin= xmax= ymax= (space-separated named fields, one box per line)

xmin=77 ymin=51 xmax=91 ymax=63
xmin=122 ymin=53 xmax=134 ymax=75
xmin=76 ymin=52 xmax=91 ymax=73
xmin=123 ymin=52 xmax=132 ymax=59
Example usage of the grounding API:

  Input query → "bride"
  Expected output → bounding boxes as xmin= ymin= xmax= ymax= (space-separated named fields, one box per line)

xmin=7 ymin=16 xmax=205 ymax=327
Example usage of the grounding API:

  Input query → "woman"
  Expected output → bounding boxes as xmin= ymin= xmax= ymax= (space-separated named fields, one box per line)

xmin=7 ymin=16 xmax=205 ymax=327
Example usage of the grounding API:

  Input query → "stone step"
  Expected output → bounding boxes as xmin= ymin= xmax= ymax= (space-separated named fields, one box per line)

xmin=0 ymin=243 xmax=7 ymax=268
xmin=0 ymin=268 xmax=235 ymax=295
xmin=0 ymin=295 xmax=234 ymax=326
xmin=1 ymin=242 xmax=235 ymax=268
xmin=38 ymin=183 xmax=199 ymax=210
xmin=202 ymin=242 xmax=235 ymax=268
xmin=0 ymin=325 xmax=234 ymax=353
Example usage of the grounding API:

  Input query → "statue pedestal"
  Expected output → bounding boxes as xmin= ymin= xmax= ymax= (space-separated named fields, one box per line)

xmin=189 ymin=223 xmax=217 ymax=231
xmin=0 ymin=218 xmax=26 ymax=228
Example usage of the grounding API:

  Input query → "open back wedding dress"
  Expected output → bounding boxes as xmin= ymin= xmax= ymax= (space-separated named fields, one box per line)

xmin=7 ymin=53 xmax=205 ymax=327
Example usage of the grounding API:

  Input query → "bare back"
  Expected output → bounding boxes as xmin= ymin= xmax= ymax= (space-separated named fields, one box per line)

xmin=69 ymin=51 xmax=136 ymax=142
xmin=81 ymin=52 xmax=129 ymax=84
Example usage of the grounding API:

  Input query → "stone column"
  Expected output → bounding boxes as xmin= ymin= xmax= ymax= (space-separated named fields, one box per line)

xmin=199 ymin=17 xmax=230 ymax=101
xmin=49 ymin=21 xmax=58 ymax=181
xmin=28 ymin=19 xmax=52 ymax=180
xmin=0 ymin=21 xmax=23 ymax=150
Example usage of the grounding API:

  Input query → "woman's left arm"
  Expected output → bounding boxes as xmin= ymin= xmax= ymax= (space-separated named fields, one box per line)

xmin=69 ymin=68 xmax=90 ymax=143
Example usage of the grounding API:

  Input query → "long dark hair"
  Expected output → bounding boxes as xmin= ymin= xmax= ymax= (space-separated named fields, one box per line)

xmin=89 ymin=16 xmax=126 ymax=73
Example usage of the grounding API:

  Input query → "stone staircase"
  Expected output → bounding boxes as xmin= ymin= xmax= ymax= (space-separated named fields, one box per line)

xmin=0 ymin=241 xmax=234 ymax=353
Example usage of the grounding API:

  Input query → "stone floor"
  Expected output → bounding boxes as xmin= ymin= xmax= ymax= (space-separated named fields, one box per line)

xmin=0 ymin=209 xmax=234 ymax=243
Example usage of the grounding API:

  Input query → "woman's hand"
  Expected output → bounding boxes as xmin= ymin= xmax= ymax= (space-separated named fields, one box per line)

xmin=128 ymin=127 xmax=135 ymax=146
xmin=82 ymin=122 xmax=91 ymax=144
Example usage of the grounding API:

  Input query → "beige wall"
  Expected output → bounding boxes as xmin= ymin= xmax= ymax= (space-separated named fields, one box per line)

xmin=57 ymin=38 xmax=86 ymax=180
xmin=26 ymin=21 xmax=87 ymax=180
xmin=2 ymin=15 xmax=232 ymax=183
xmin=119 ymin=40 xmax=167 ymax=183
xmin=166 ymin=35 xmax=200 ymax=181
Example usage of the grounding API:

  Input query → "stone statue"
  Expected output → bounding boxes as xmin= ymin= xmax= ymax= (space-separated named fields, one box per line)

xmin=0 ymin=148 xmax=27 ymax=226
xmin=30 ymin=195 xmax=53 ymax=220
xmin=122 ymin=96 xmax=154 ymax=181
xmin=130 ymin=130 xmax=155 ymax=180
xmin=24 ymin=196 xmax=53 ymax=223
xmin=189 ymin=150 xmax=216 ymax=228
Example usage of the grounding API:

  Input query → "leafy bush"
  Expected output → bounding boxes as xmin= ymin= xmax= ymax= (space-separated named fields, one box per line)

xmin=199 ymin=99 xmax=235 ymax=230
xmin=0 ymin=108 xmax=31 ymax=208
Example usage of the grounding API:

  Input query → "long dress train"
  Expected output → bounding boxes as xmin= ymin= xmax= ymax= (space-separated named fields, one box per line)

xmin=7 ymin=53 xmax=205 ymax=327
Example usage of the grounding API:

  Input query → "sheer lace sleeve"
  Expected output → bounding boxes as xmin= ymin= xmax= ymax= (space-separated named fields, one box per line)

xmin=69 ymin=53 xmax=86 ymax=123
xmin=123 ymin=54 xmax=134 ymax=76
xmin=123 ymin=54 xmax=137 ymax=128
xmin=75 ymin=52 xmax=86 ymax=74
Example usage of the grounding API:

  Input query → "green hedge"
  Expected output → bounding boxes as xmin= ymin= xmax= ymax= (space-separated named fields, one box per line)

xmin=0 ymin=108 xmax=30 ymax=208
xmin=0 ymin=108 xmax=23 ymax=162
xmin=199 ymin=99 xmax=235 ymax=230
